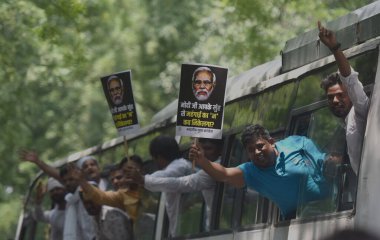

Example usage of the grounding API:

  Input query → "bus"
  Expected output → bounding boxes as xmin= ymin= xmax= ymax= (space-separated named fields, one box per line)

xmin=15 ymin=2 xmax=380 ymax=239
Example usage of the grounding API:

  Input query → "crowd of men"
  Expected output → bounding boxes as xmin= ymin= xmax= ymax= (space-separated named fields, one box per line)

xmin=20 ymin=22 xmax=370 ymax=240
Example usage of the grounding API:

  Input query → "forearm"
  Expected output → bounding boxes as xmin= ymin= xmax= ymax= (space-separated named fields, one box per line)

xmin=198 ymin=160 xmax=228 ymax=183
xmin=34 ymin=160 xmax=61 ymax=182
xmin=332 ymin=49 xmax=351 ymax=77
xmin=81 ymin=181 xmax=123 ymax=209
xmin=145 ymin=171 xmax=213 ymax=193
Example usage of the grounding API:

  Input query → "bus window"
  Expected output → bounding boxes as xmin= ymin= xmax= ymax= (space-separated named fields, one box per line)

xmin=176 ymin=191 xmax=205 ymax=235
xmin=294 ymin=50 xmax=378 ymax=109
xmin=291 ymin=107 xmax=347 ymax=218
xmin=290 ymin=49 xmax=378 ymax=218
xmin=216 ymin=137 xmax=242 ymax=230
xmin=224 ymin=82 xmax=297 ymax=131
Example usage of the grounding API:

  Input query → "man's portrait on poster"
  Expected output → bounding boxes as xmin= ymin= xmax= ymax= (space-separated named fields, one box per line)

xmin=192 ymin=67 xmax=216 ymax=102
xmin=107 ymin=75 xmax=124 ymax=106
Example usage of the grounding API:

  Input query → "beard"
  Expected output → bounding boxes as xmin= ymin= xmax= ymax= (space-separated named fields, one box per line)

xmin=329 ymin=104 xmax=351 ymax=118
xmin=193 ymin=88 xmax=213 ymax=101
xmin=112 ymin=95 xmax=123 ymax=105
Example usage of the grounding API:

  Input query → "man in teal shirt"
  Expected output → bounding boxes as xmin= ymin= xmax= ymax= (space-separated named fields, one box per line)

xmin=190 ymin=124 xmax=330 ymax=219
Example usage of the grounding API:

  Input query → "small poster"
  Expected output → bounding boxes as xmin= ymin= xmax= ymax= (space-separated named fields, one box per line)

xmin=100 ymin=70 xmax=139 ymax=136
xmin=176 ymin=63 xmax=228 ymax=139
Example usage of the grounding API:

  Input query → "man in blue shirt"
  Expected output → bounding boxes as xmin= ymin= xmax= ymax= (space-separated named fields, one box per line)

xmin=190 ymin=124 xmax=330 ymax=219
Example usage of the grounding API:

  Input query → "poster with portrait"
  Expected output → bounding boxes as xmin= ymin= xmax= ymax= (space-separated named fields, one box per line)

xmin=100 ymin=70 xmax=140 ymax=136
xmin=176 ymin=63 xmax=228 ymax=139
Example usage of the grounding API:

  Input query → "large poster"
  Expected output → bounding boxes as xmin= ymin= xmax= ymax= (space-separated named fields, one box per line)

xmin=100 ymin=70 xmax=139 ymax=136
xmin=176 ymin=63 xmax=228 ymax=139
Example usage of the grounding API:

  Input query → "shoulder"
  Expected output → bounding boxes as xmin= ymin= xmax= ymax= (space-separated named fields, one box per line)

xmin=277 ymin=135 xmax=306 ymax=147
xmin=238 ymin=162 xmax=253 ymax=172
xmin=170 ymin=158 xmax=192 ymax=169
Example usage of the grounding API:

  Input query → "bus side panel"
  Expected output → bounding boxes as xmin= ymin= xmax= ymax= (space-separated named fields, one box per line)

xmin=355 ymin=49 xmax=380 ymax=235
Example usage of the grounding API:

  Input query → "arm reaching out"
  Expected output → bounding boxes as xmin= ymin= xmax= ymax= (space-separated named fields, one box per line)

xmin=318 ymin=21 xmax=351 ymax=77
xmin=19 ymin=150 xmax=61 ymax=182
xmin=189 ymin=144 xmax=245 ymax=188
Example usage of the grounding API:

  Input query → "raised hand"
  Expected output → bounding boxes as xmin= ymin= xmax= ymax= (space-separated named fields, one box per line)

xmin=124 ymin=166 xmax=144 ymax=185
xmin=19 ymin=150 xmax=40 ymax=164
xmin=318 ymin=21 xmax=338 ymax=50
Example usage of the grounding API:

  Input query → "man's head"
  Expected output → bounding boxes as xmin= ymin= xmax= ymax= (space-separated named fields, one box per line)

xmin=198 ymin=138 xmax=223 ymax=162
xmin=77 ymin=156 xmax=101 ymax=183
xmin=59 ymin=166 xmax=79 ymax=193
xmin=46 ymin=177 xmax=66 ymax=204
xmin=149 ymin=135 xmax=181 ymax=169
xmin=107 ymin=76 xmax=124 ymax=106
xmin=192 ymin=67 xmax=216 ymax=101
xmin=321 ymin=73 xmax=352 ymax=118
xmin=109 ymin=164 xmax=127 ymax=191
xmin=241 ymin=124 xmax=277 ymax=168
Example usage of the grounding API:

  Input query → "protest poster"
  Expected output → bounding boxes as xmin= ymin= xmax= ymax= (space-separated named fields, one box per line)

xmin=176 ymin=63 xmax=228 ymax=139
xmin=100 ymin=70 xmax=140 ymax=136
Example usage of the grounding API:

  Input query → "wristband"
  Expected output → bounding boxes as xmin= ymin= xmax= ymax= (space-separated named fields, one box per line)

xmin=330 ymin=42 xmax=341 ymax=52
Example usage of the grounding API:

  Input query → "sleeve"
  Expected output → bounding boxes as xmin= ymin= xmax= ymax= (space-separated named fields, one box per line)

xmin=340 ymin=70 xmax=370 ymax=119
xmin=34 ymin=205 xmax=50 ymax=223
xmin=82 ymin=185 xmax=124 ymax=210
xmin=149 ymin=159 xmax=192 ymax=178
xmin=144 ymin=170 xmax=215 ymax=193
xmin=302 ymin=136 xmax=326 ymax=172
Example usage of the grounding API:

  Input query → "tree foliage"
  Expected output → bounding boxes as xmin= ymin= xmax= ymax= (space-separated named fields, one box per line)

xmin=0 ymin=0 xmax=374 ymax=238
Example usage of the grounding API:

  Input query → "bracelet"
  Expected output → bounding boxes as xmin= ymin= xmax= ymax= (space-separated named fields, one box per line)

xmin=330 ymin=42 xmax=341 ymax=52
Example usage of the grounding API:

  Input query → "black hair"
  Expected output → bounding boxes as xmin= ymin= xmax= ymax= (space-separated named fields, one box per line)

xmin=149 ymin=135 xmax=180 ymax=163
xmin=129 ymin=155 xmax=143 ymax=168
xmin=199 ymin=137 xmax=224 ymax=149
xmin=320 ymin=72 xmax=342 ymax=92
xmin=117 ymin=155 xmax=144 ymax=169
xmin=241 ymin=124 xmax=271 ymax=148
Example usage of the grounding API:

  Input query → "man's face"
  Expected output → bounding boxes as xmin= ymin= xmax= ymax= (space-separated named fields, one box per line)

xmin=81 ymin=159 xmax=100 ymax=182
xmin=109 ymin=79 xmax=123 ymax=105
xmin=200 ymin=142 xmax=222 ymax=162
xmin=327 ymin=83 xmax=352 ymax=118
xmin=192 ymin=71 xmax=214 ymax=101
xmin=62 ymin=173 xmax=78 ymax=193
xmin=110 ymin=169 xmax=127 ymax=190
xmin=246 ymin=138 xmax=277 ymax=168
xmin=49 ymin=187 xmax=66 ymax=204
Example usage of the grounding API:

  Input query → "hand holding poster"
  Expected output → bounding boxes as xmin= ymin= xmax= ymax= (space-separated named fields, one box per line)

xmin=100 ymin=70 xmax=140 ymax=136
xmin=176 ymin=64 xmax=228 ymax=139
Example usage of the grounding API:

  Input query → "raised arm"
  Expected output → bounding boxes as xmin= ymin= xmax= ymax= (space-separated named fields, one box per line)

xmin=318 ymin=21 xmax=351 ymax=77
xmin=189 ymin=144 xmax=245 ymax=188
xmin=19 ymin=150 xmax=61 ymax=182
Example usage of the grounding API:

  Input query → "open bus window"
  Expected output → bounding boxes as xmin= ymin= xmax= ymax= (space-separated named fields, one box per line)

xmin=291 ymin=107 xmax=352 ymax=218
xmin=176 ymin=191 xmax=205 ymax=235
xmin=290 ymin=49 xmax=378 ymax=219
xmin=216 ymin=137 xmax=242 ymax=230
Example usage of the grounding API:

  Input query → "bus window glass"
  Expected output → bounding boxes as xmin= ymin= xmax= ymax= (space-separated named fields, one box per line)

xmin=224 ymin=82 xmax=296 ymax=131
xmin=217 ymin=138 xmax=242 ymax=230
xmin=294 ymin=50 xmax=378 ymax=109
xmin=176 ymin=191 xmax=205 ymax=235
xmin=291 ymin=49 xmax=378 ymax=218
xmin=292 ymin=107 xmax=346 ymax=218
